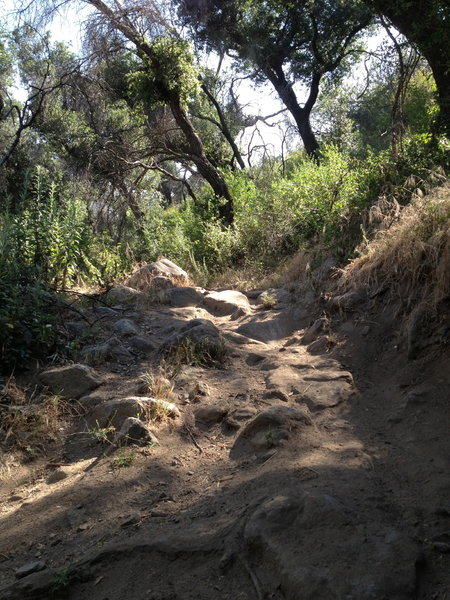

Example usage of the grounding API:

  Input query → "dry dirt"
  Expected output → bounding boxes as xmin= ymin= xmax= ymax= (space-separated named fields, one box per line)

xmin=0 ymin=285 xmax=449 ymax=600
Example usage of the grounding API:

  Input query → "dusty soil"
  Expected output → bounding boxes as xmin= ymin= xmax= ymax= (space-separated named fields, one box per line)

xmin=0 ymin=284 xmax=449 ymax=600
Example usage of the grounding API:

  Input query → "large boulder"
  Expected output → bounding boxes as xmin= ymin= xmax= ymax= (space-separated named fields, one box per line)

xmin=243 ymin=493 xmax=420 ymax=600
xmin=39 ymin=364 xmax=103 ymax=399
xmin=164 ymin=287 xmax=205 ymax=308
xmin=202 ymin=290 xmax=251 ymax=316
xmin=105 ymin=285 xmax=144 ymax=305
xmin=232 ymin=405 xmax=313 ymax=453
xmin=159 ymin=318 xmax=225 ymax=364
xmin=126 ymin=258 xmax=188 ymax=290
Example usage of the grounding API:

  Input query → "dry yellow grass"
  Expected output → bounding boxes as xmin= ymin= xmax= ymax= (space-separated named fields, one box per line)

xmin=205 ymin=251 xmax=314 ymax=291
xmin=338 ymin=181 xmax=450 ymax=310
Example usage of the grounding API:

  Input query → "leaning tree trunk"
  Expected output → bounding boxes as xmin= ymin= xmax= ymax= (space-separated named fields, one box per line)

xmin=265 ymin=67 xmax=321 ymax=158
xmin=169 ymin=97 xmax=234 ymax=225
xmin=87 ymin=0 xmax=234 ymax=226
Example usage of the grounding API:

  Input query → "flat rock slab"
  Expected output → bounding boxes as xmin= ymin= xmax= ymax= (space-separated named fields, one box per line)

xmin=265 ymin=358 xmax=354 ymax=411
xmin=236 ymin=307 xmax=309 ymax=343
xmin=39 ymin=364 xmax=103 ymax=399
xmin=164 ymin=287 xmax=204 ymax=308
xmin=81 ymin=339 xmax=132 ymax=365
xmin=14 ymin=561 xmax=46 ymax=579
xmin=231 ymin=405 xmax=313 ymax=455
xmin=243 ymin=493 xmax=420 ymax=600
xmin=202 ymin=290 xmax=251 ymax=316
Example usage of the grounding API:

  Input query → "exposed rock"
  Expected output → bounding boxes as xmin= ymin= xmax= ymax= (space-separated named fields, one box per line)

xmin=194 ymin=406 xmax=227 ymax=425
xmin=302 ymin=317 xmax=327 ymax=344
xmin=128 ymin=336 xmax=155 ymax=354
xmin=105 ymin=285 xmax=144 ymax=304
xmin=406 ymin=303 xmax=432 ymax=359
xmin=15 ymin=561 xmax=46 ymax=579
xmin=39 ymin=364 xmax=103 ymax=399
xmin=127 ymin=258 xmax=188 ymax=290
xmin=89 ymin=396 xmax=180 ymax=429
xmin=249 ymin=428 xmax=290 ymax=449
xmin=307 ymin=336 xmax=329 ymax=354
xmin=112 ymin=319 xmax=140 ymax=337
xmin=46 ymin=469 xmax=68 ymax=484
xmin=78 ymin=394 xmax=104 ymax=410
xmin=164 ymin=287 xmax=204 ymax=308
xmin=115 ymin=417 xmax=159 ymax=446
xmin=236 ymin=307 xmax=309 ymax=343
xmin=64 ymin=321 xmax=87 ymax=338
xmin=202 ymin=290 xmax=251 ymax=317
xmin=230 ymin=305 xmax=252 ymax=320
xmin=151 ymin=276 xmax=174 ymax=290
xmin=265 ymin=361 xmax=354 ymax=411
xmin=93 ymin=306 xmax=117 ymax=317
xmin=196 ymin=381 xmax=210 ymax=396
xmin=263 ymin=389 xmax=290 ymax=402
xmin=232 ymin=405 xmax=312 ymax=454
xmin=232 ymin=407 xmax=257 ymax=421
xmin=245 ymin=353 xmax=266 ymax=366
xmin=243 ymin=493 xmax=420 ymax=600
xmin=311 ymin=256 xmax=337 ymax=283
xmin=328 ymin=290 xmax=365 ymax=311
xmin=81 ymin=339 xmax=132 ymax=365
xmin=159 ymin=318 xmax=224 ymax=360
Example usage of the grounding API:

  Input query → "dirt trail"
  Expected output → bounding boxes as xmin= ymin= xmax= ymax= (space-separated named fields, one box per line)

xmin=0 ymin=284 xmax=449 ymax=600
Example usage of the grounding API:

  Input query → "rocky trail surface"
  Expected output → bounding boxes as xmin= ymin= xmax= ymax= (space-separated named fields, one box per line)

xmin=0 ymin=261 xmax=449 ymax=599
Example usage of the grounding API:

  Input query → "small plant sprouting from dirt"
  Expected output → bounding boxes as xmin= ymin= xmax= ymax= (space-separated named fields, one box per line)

xmin=139 ymin=369 xmax=174 ymax=399
xmin=147 ymin=401 xmax=173 ymax=423
xmin=87 ymin=421 xmax=116 ymax=444
xmin=113 ymin=449 xmax=136 ymax=468
xmin=260 ymin=292 xmax=277 ymax=310
xmin=49 ymin=565 xmax=75 ymax=598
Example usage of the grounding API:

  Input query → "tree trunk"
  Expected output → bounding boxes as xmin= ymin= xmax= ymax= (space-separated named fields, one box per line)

xmin=169 ymin=97 xmax=234 ymax=225
xmin=264 ymin=67 xmax=321 ymax=158
xmin=87 ymin=0 xmax=234 ymax=225
xmin=369 ymin=0 xmax=450 ymax=136
xmin=200 ymin=82 xmax=246 ymax=169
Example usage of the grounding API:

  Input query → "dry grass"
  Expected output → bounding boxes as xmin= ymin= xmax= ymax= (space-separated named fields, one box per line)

xmin=139 ymin=368 xmax=175 ymax=400
xmin=0 ymin=377 xmax=74 ymax=476
xmin=338 ymin=181 xmax=450 ymax=311
xmin=205 ymin=251 xmax=314 ymax=291
xmin=164 ymin=337 xmax=227 ymax=370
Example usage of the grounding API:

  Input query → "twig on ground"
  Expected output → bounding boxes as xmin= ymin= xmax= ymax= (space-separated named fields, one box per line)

xmin=237 ymin=554 xmax=264 ymax=600
xmin=183 ymin=425 xmax=203 ymax=453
